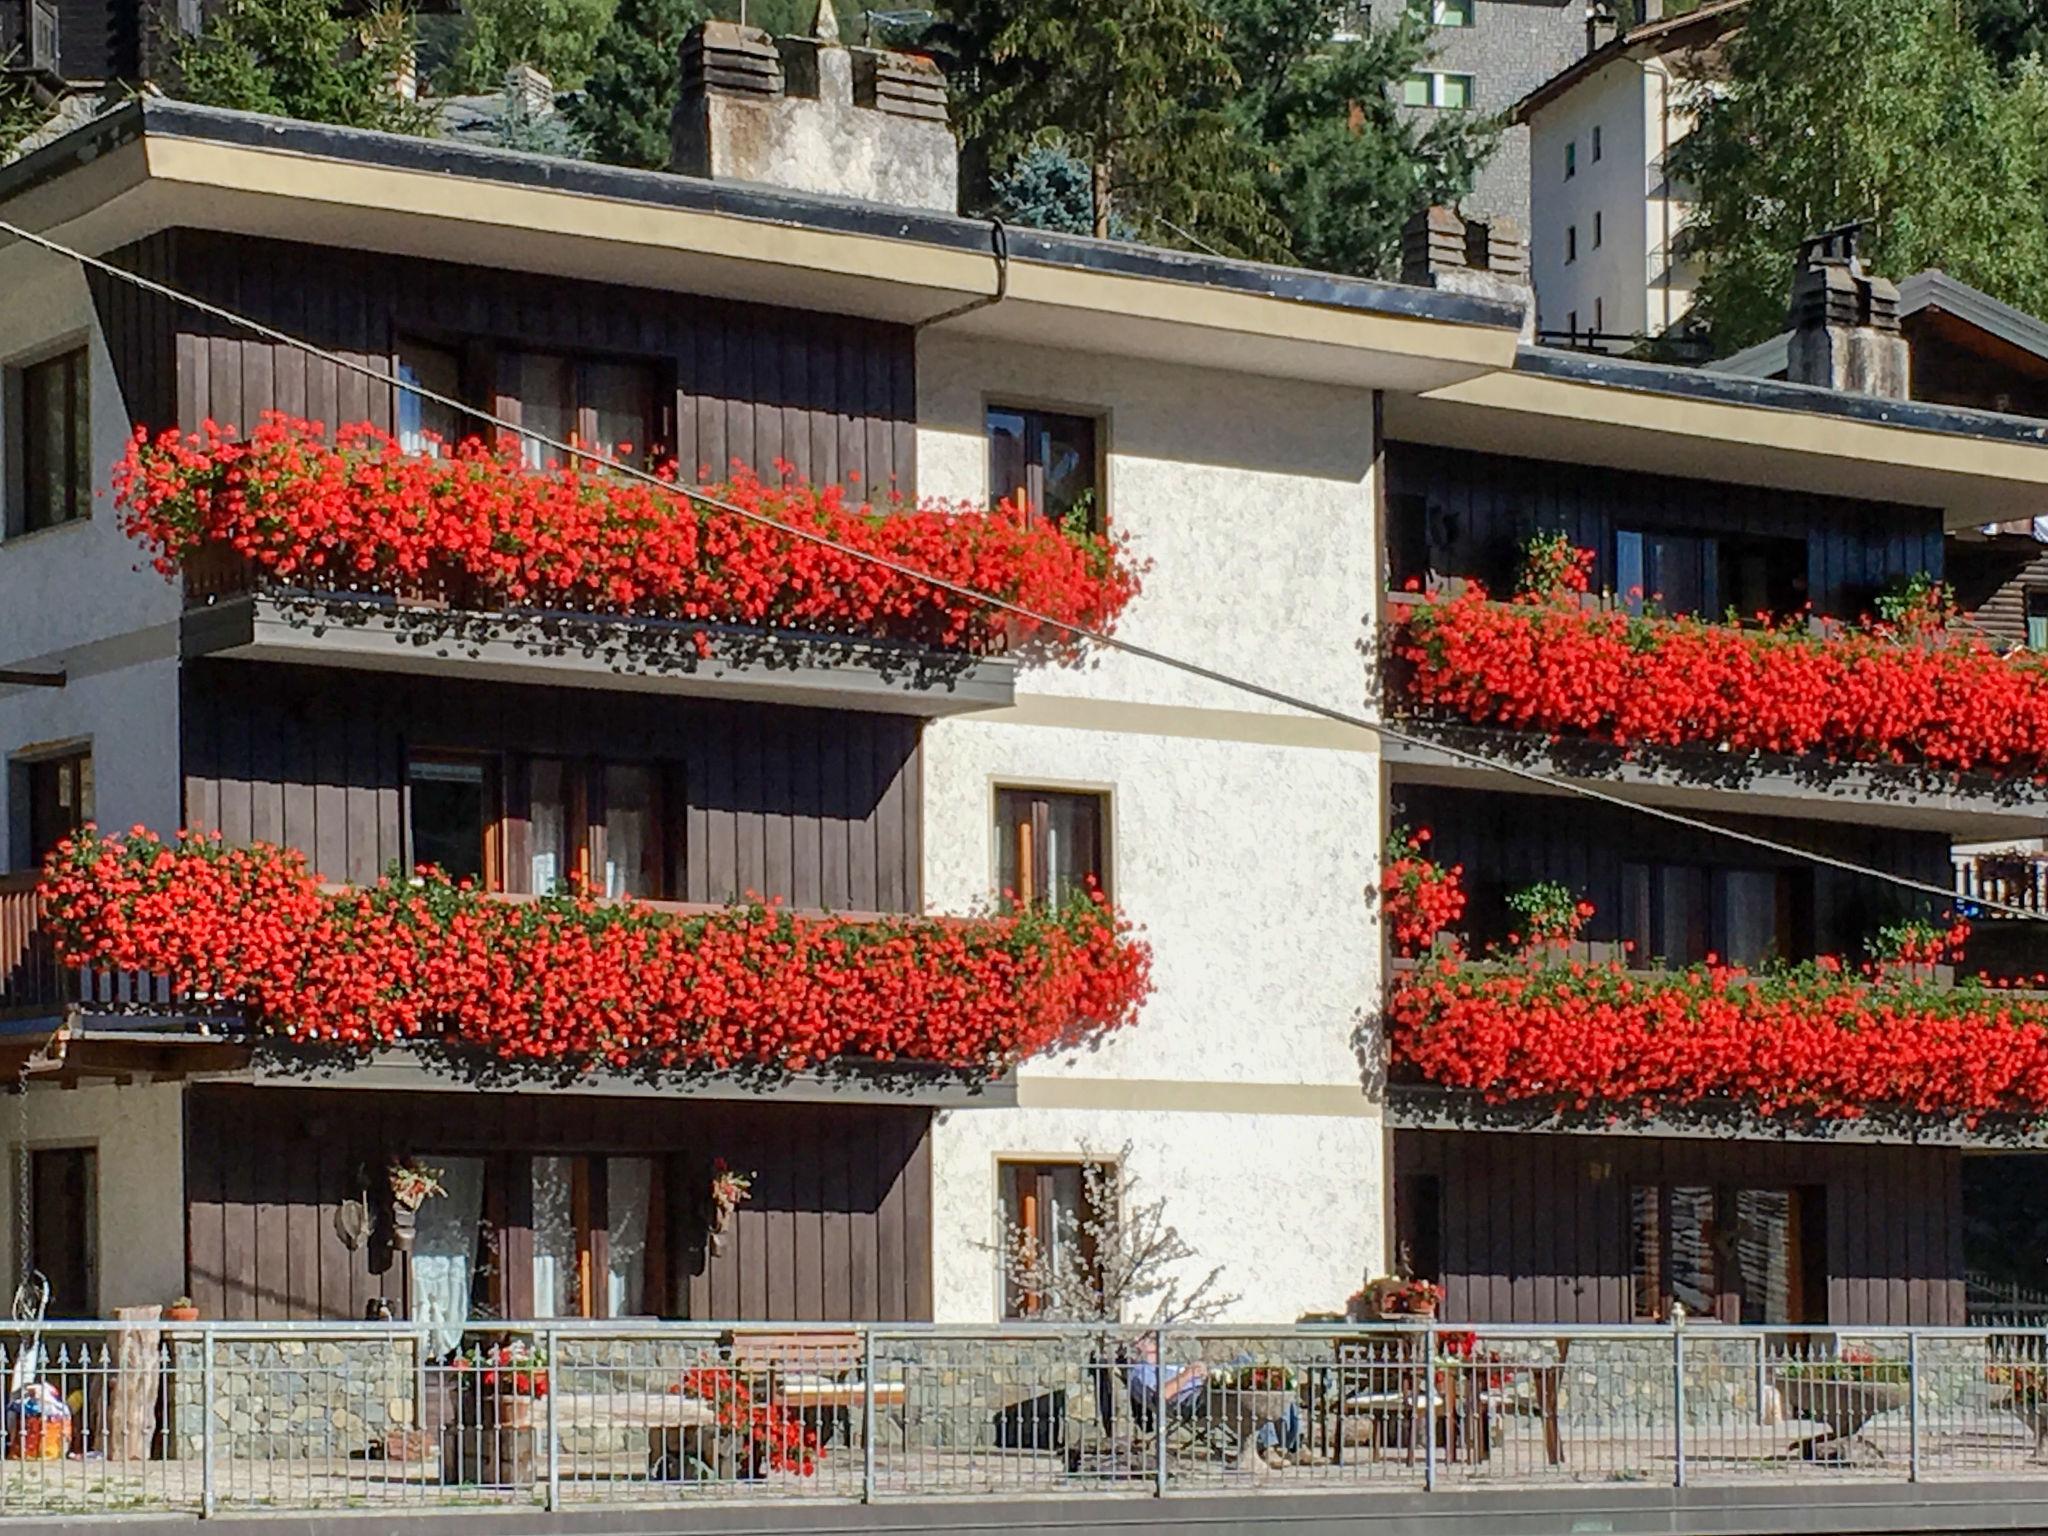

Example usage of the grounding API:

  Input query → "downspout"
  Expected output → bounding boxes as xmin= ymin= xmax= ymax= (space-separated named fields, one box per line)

xmin=914 ymin=218 xmax=1009 ymax=332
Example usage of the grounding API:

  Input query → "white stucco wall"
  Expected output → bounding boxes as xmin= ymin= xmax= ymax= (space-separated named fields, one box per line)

xmin=0 ymin=1080 xmax=187 ymax=1314
xmin=0 ymin=259 xmax=183 ymax=870
xmin=917 ymin=335 xmax=1384 ymax=1324
xmin=1529 ymin=60 xmax=1651 ymax=341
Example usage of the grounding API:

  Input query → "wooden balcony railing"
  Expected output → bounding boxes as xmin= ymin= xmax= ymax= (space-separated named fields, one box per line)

xmin=1 ymin=872 xmax=178 ymax=1020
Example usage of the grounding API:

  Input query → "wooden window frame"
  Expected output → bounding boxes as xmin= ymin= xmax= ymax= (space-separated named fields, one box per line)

xmin=997 ymin=1155 xmax=1117 ymax=1321
xmin=985 ymin=401 xmax=1106 ymax=533
xmin=1629 ymin=1181 xmax=1822 ymax=1325
xmin=526 ymin=1153 xmax=670 ymax=1321
xmin=404 ymin=750 xmax=504 ymax=892
xmin=493 ymin=346 xmax=670 ymax=469
xmin=993 ymin=785 xmax=1110 ymax=907
xmin=11 ymin=745 xmax=93 ymax=874
xmin=7 ymin=344 xmax=90 ymax=538
xmin=507 ymin=755 xmax=676 ymax=900
xmin=2026 ymin=587 xmax=2048 ymax=652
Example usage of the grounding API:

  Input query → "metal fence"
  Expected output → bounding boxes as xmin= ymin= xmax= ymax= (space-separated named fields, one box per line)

xmin=4 ymin=1319 xmax=2048 ymax=1516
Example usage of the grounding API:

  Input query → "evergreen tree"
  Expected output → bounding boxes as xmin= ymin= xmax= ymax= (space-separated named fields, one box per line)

xmin=1968 ymin=0 xmax=2048 ymax=69
xmin=1672 ymin=0 xmax=2048 ymax=353
xmin=569 ymin=0 xmax=703 ymax=167
xmin=1218 ymin=0 xmax=1496 ymax=277
xmin=173 ymin=0 xmax=436 ymax=134
xmin=438 ymin=0 xmax=615 ymax=92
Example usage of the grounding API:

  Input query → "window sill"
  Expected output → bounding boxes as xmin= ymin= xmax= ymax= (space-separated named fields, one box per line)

xmin=0 ymin=515 xmax=95 ymax=552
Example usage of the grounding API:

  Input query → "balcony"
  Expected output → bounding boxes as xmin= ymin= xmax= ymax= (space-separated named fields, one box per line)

xmin=134 ymin=418 xmax=1142 ymax=718
xmin=1 ymin=0 xmax=60 ymax=75
xmin=1382 ymin=583 xmax=2048 ymax=838
xmin=18 ymin=827 xmax=1150 ymax=1088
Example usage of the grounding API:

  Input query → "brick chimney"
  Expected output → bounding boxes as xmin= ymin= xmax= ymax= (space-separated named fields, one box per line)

xmin=1401 ymin=206 xmax=1536 ymax=341
xmin=1785 ymin=223 xmax=1910 ymax=399
xmin=671 ymin=1 xmax=957 ymax=212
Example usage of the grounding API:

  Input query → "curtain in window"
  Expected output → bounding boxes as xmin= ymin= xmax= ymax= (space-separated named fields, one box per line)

xmin=607 ymin=1158 xmax=654 ymax=1317
xmin=532 ymin=1155 xmax=580 ymax=1319
xmin=410 ymin=1156 xmax=486 ymax=1357
xmin=603 ymin=766 xmax=655 ymax=899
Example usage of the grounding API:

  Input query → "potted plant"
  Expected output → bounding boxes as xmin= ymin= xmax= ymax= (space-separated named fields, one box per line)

xmin=163 ymin=1296 xmax=199 ymax=1324
xmin=387 ymin=1158 xmax=445 ymax=1251
xmin=1771 ymin=1347 xmax=1910 ymax=1460
xmin=443 ymin=1338 xmax=549 ymax=1487
xmin=1353 ymin=1276 xmax=1443 ymax=1321
xmin=703 ymin=1160 xmax=754 ymax=1258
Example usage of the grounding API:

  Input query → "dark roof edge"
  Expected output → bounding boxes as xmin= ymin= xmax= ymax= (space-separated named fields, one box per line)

xmin=1508 ymin=0 xmax=1749 ymax=124
xmin=0 ymin=98 xmax=1526 ymax=334
xmin=1517 ymin=346 xmax=2048 ymax=448
xmin=1709 ymin=269 xmax=2048 ymax=382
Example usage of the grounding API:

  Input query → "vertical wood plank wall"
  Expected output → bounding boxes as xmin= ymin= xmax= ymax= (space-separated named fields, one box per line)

xmin=181 ymin=660 xmax=923 ymax=911
xmin=88 ymin=230 xmax=918 ymax=494
xmin=1394 ymin=1130 xmax=1965 ymax=1327
xmin=1386 ymin=442 xmax=1946 ymax=618
xmin=184 ymin=1086 xmax=935 ymax=1323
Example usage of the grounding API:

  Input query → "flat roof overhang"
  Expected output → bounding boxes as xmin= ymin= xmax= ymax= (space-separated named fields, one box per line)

xmin=1387 ymin=349 xmax=2048 ymax=528
xmin=0 ymin=102 xmax=1524 ymax=397
xmin=181 ymin=593 xmax=1020 ymax=718
xmin=1384 ymin=724 xmax=2048 ymax=842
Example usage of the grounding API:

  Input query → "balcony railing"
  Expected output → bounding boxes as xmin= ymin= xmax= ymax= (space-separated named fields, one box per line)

xmin=8 ymin=1317 xmax=2048 ymax=1516
xmin=1957 ymin=854 xmax=2048 ymax=918
xmin=0 ymin=872 xmax=176 ymax=1021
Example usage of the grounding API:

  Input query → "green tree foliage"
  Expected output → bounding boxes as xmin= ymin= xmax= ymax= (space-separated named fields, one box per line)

xmin=1672 ymin=0 xmax=2048 ymax=353
xmin=569 ymin=0 xmax=703 ymax=166
xmin=935 ymin=0 xmax=1283 ymax=256
xmin=0 ymin=62 xmax=44 ymax=162
xmin=438 ymin=0 xmax=616 ymax=92
xmin=1968 ymin=0 xmax=2048 ymax=69
xmin=1217 ymin=0 xmax=1496 ymax=276
xmin=173 ymin=0 xmax=436 ymax=132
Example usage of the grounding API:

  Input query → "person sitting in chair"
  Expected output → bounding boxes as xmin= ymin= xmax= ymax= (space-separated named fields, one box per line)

xmin=1126 ymin=1333 xmax=1210 ymax=1427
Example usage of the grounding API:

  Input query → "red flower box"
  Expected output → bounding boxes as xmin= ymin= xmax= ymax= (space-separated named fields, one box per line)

xmin=39 ymin=828 xmax=1152 ymax=1076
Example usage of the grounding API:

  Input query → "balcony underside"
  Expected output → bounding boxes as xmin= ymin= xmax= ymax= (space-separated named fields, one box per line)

xmin=181 ymin=592 xmax=1018 ymax=719
xmin=1384 ymin=721 xmax=2048 ymax=841
xmin=0 ymin=1011 xmax=1016 ymax=1106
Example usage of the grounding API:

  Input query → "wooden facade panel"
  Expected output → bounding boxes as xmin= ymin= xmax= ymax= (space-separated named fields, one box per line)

xmin=99 ymin=231 xmax=916 ymax=496
xmin=185 ymin=1087 xmax=934 ymax=1323
xmin=1394 ymin=1131 xmax=1965 ymax=1327
xmin=181 ymin=660 xmax=924 ymax=911
xmin=1386 ymin=442 xmax=1945 ymax=619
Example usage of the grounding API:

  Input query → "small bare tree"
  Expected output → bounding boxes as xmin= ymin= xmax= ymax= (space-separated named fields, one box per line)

xmin=998 ymin=1146 xmax=1238 ymax=1335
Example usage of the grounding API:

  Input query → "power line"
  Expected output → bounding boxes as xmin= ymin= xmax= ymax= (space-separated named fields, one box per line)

xmin=1 ymin=212 xmax=2041 ymax=924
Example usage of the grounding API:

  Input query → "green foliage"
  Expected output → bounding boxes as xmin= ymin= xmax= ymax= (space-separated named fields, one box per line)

xmin=987 ymin=142 xmax=1098 ymax=234
xmin=935 ymin=0 xmax=1284 ymax=257
xmin=172 ymin=0 xmax=436 ymax=133
xmin=1672 ymin=0 xmax=2048 ymax=354
xmin=0 ymin=61 xmax=44 ymax=162
xmin=438 ymin=0 xmax=615 ymax=92
xmin=568 ymin=0 xmax=703 ymax=166
xmin=493 ymin=94 xmax=590 ymax=155
xmin=1968 ymin=0 xmax=2048 ymax=69
xmin=1215 ymin=0 xmax=1496 ymax=276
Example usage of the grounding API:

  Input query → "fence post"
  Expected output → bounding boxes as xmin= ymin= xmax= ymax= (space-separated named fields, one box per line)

xmin=1422 ymin=1321 xmax=1438 ymax=1493
xmin=861 ymin=1326 xmax=878 ymax=1504
xmin=1907 ymin=1330 xmax=1921 ymax=1484
xmin=199 ymin=1325 xmax=216 ymax=1519
xmin=545 ymin=1326 xmax=561 ymax=1512
xmin=1153 ymin=1326 xmax=1169 ymax=1498
xmin=1671 ymin=1323 xmax=1687 ymax=1490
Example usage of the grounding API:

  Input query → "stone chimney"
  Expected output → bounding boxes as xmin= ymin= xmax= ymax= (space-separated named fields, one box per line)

xmin=671 ymin=1 xmax=958 ymax=212
xmin=1785 ymin=223 xmax=1910 ymax=398
xmin=1401 ymin=206 xmax=1536 ymax=341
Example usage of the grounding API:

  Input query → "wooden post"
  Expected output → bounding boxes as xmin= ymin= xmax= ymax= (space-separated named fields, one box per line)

xmin=108 ymin=1306 xmax=163 ymax=1463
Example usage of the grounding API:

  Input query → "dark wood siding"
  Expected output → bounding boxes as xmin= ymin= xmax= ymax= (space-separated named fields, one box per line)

xmin=1954 ymin=541 xmax=2048 ymax=652
xmin=83 ymin=230 xmax=179 ymax=436
xmin=1395 ymin=785 xmax=1954 ymax=961
xmin=90 ymin=229 xmax=917 ymax=494
xmin=1386 ymin=442 xmax=1945 ymax=620
xmin=181 ymin=659 xmax=923 ymax=910
xmin=1394 ymin=1130 xmax=1965 ymax=1327
xmin=184 ymin=1085 xmax=933 ymax=1323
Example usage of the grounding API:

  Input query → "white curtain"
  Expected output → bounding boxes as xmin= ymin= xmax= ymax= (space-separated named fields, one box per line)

xmin=532 ymin=1155 xmax=578 ymax=1319
xmin=608 ymin=1158 xmax=654 ymax=1317
xmin=409 ymin=1157 xmax=485 ymax=1358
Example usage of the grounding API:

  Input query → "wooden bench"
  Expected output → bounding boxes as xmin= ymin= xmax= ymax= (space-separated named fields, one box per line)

xmin=726 ymin=1330 xmax=909 ymax=1413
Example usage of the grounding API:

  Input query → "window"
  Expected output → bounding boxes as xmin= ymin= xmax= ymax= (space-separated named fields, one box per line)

xmin=996 ymin=788 xmax=1107 ymax=907
xmin=1566 ymin=225 xmax=1578 ymax=264
xmin=497 ymin=350 xmax=658 ymax=469
xmin=518 ymin=757 xmax=672 ymax=899
xmin=28 ymin=1147 xmax=97 ymax=1319
xmin=1401 ymin=71 xmax=1472 ymax=109
xmin=1620 ymin=861 xmax=1811 ymax=968
xmin=1631 ymin=1183 xmax=1822 ymax=1323
xmin=1616 ymin=528 xmax=1807 ymax=619
xmin=395 ymin=339 xmax=463 ymax=456
xmin=598 ymin=764 xmax=661 ymax=900
xmin=1592 ymin=124 xmax=1603 ymax=162
xmin=999 ymin=1158 xmax=1113 ymax=1319
xmin=987 ymin=406 xmax=1100 ymax=531
xmin=532 ymin=1155 xmax=661 ymax=1319
xmin=11 ymin=347 xmax=90 ymax=535
xmin=2027 ymin=589 xmax=2048 ymax=651
xmin=408 ymin=755 xmax=499 ymax=887
xmin=1593 ymin=210 xmax=1603 ymax=248
xmin=1565 ymin=140 xmax=1577 ymax=180
xmin=16 ymin=748 xmax=92 ymax=872
xmin=1414 ymin=0 xmax=1471 ymax=23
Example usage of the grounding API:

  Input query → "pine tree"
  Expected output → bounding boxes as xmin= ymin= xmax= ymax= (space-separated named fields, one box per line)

xmin=569 ymin=0 xmax=704 ymax=168
xmin=1673 ymin=0 xmax=2048 ymax=352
